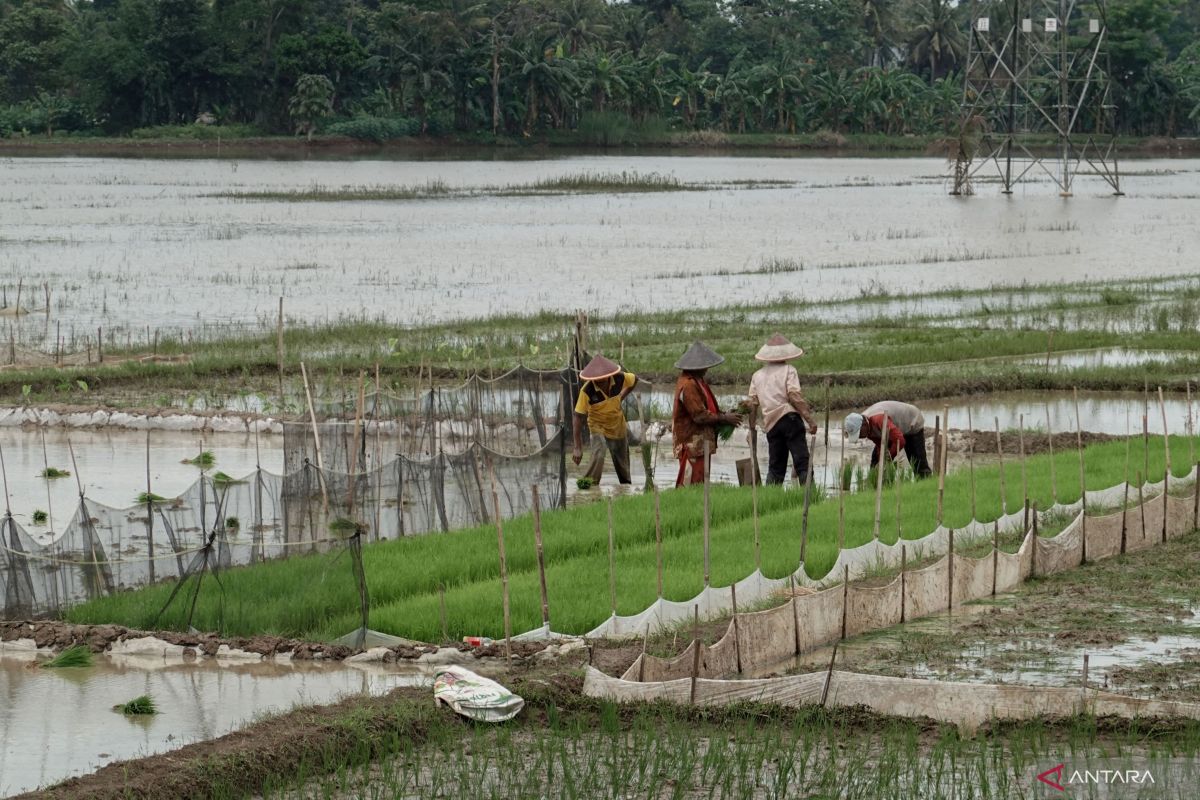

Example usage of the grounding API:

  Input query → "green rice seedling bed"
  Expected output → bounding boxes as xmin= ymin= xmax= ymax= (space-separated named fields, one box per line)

xmin=68 ymin=436 xmax=1198 ymax=641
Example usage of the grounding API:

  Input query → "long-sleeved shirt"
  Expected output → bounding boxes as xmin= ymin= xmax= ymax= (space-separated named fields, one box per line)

xmin=862 ymin=401 xmax=924 ymax=435
xmin=672 ymin=373 xmax=721 ymax=459
xmin=747 ymin=362 xmax=816 ymax=433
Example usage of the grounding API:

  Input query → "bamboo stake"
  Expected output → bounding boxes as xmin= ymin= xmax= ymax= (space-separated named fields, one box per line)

xmin=1121 ymin=410 xmax=1130 ymax=554
xmin=703 ymin=440 xmax=711 ymax=587
xmin=607 ymin=496 xmax=617 ymax=618
xmin=372 ymin=362 xmax=383 ymax=542
xmin=966 ymin=407 xmax=977 ymax=521
xmin=749 ymin=407 xmax=761 ymax=572
xmin=690 ymin=604 xmax=701 ymax=703
xmin=991 ymin=523 xmax=999 ymax=596
xmin=840 ymin=565 xmax=850 ymax=640
xmin=1143 ymin=381 xmax=1150 ymax=486
xmin=820 ymin=642 xmax=839 ymax=707
xmin=900 ymin=545 xmax=907 ymax=623
xmin=299 ymin=362 xmax=328 ymax=511
xmin=1030 ymin=502 xmax=1039 ymax=577
xmin=932 ymin=415 xmax=941 ymax=479
xmin=532 ymin=485 xmax=550 ymax=630
xmin=439 ymin=584 xmax=448 ymax=643
xmin=789 ymin=575 xmax=801 ymax=655
xmin=1046 ymin=404 xmax=1057 ymax=504
xmin=143 ymin=431 xmax=153 ymax=583
xmin=730 ymin=582 xmax=742 ymax=674
xmin=490 ymin=473 xmax=512 ymax=666
xmin=995 ymin=417 xmax=1008 ymax=516
xmin=1188 ymin=381 xmax=1195 ymax=468
xmin=346 ymin=372 xmax=366 ymax=511
xmin=1137 ymin=470 xmax=1146 ymax=543
xmin=1159 ymin=386 xmax=1170 ymax=543
xmin=873 ymin=414 xmax=890 ymax=539
xmin=277 ymin=297 xmax=285 ymax=408
xmin=654 ymin=488 xmax=664 ymax=598
xmin=947 ymin=528 xmax=955 ymax=615
xmin=1018 ymin=414 xmax=1028 ymax=510
xmin=936 ymin=415 xmax=947 ymax=525
xmin=895 ymin=448 xmax=902 ymax=541
xmin=800 ymin=433 xmax=816 ymax=556
xmin=837 ymin=428 xmax=846 ymax=551
xmin=823 ymin=378 xmax=831 ymax=449
xmin=1073 ymin=388 xmax=1087 ymax=549
xmin=638 ymin=624 xmax=648 ymax=682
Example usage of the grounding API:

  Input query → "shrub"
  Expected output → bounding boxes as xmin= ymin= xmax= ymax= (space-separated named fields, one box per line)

xmin=325 ymin=115 xmax=419 ymax=142
xmin=129 ymin=124 xmax=263 ymax=140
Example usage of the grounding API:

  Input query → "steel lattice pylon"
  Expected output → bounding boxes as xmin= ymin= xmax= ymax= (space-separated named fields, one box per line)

xmin=952 ymin=0 xmax=1122 ymax=196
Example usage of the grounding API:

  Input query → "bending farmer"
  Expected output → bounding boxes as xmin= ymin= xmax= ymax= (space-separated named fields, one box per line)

xmin=672 ymin=341 xmax=742 ymax=486
xmin=747 ymin=333 xmax=818 ymax=485
xmin=573 ymin=355 xmax=637 ymax=485
xmin=844 ymin=401 xmax=932 ymax=478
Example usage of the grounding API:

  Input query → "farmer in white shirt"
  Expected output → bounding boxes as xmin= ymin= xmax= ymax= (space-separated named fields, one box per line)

xmin=746 ymin=334 xmax=818 ymax=485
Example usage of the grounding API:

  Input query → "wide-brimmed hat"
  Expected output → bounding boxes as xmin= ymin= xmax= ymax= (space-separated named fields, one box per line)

xmin=754 ymin=333 xmax=804 ymax=362
xmin=844 ymin=413 xmax=865 ymax=442
xmin=579 ymin=355 xmax=621 ymax=381
xmin=674 ymin=341 xmax=724 ymax=371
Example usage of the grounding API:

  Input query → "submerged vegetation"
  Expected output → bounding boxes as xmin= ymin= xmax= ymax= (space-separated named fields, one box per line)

xmin=38 ymin=467 xmax=70 ymax=479
xmin=116 ymin=695 xmax=158 ymax=716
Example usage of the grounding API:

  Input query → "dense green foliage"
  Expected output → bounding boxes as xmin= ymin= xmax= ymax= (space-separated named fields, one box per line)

xmin=0 ymin=0 xmax=1195 ymax=139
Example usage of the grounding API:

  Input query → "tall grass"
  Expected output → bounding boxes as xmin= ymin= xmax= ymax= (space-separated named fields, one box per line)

xmin=68 ymin=436 xmax=1197 ymax=641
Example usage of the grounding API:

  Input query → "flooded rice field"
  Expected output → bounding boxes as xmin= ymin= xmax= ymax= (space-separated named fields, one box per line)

xmin=2 ymin=155 xmax=1199 ymax=350
xmin=0 ymin=651 xmax=431 ymax=797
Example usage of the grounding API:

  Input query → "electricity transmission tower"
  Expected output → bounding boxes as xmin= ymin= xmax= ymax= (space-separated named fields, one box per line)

xmin=951 ymin=0 xmax=1122 ymax=196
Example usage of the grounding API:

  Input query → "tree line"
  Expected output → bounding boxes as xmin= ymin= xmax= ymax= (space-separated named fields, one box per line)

xmin=0 ymin=0 xmax=1196 ymax=140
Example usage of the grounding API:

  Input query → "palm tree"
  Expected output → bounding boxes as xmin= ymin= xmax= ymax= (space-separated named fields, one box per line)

xmin=907 ymin=0 xmax=965 ymax=85
xmin=862 ymin=0 xmax=898 ymax=68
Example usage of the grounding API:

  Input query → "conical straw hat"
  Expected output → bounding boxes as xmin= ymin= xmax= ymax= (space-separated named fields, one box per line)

xmin=754 ymin=333 xmax=804 ymax=362
xmin=580 ymin=355 xmax=621 ymax=380
xmin=674 ymin=341 xmax=725 ymax=371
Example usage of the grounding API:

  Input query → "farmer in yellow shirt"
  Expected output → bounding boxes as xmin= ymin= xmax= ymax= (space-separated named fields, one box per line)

xmin=572 ymin=355 xmax=637 ymax=485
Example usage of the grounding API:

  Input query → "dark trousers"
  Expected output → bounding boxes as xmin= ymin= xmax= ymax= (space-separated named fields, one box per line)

xmin=905 ymin=429 xmax=932 ymax=478
xmin=766 ymin=413 xmax=809 ymax=485
xmin=874 ymin=429 xmax=933 ymax=478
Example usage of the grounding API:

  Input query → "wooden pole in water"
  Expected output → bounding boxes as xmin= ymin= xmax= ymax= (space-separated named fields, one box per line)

xmin=1046 ymin=404 xmax=1057 ymax=504
xmin=490 ymin=476 xmax=512 ymax=667
xmin=372 ymin=362 xmax=383 ymax=542
xmin=1073 ymin=388 xmax=1087 ymax=561
xmin=654 ymin=488 xmax=664 ymax=598
xmin=895 ymin=447 xmax=903 ymax=541
xmin=991 ymin=523 xmax=999 ymax=596
xmin=1143 ymin=381 xmax=1151 ymax=487
xmin=900 ymin=545 xmax=907 ymax=623
xmin=966 ymin=407 xmax=977 ymax=521
xmin=749 ymin=407 xmax=761 ymax=572
xmin=995 ymin=417 xmax=1008 ymax=517
xmin=607 ymin=496 xmax=617 ymax=619
xmin=703 ymin=439 xmax=711 ymax=587
xmin=820 ymin=642 xmax=839 ymax=708
xmin=531 ymin=485 xmax=550 ymax=630
xmin=730 ymin=582 xmax=742 ymax=674
xmin=932 ymin=414 xmax=941 ymax=479
xmin=873 ymin=415 xmax=890 ymax=540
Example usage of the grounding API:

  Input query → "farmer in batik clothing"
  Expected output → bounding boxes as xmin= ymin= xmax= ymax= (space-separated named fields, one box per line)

xmin=671 ymin=341 xmax=743 ymax=486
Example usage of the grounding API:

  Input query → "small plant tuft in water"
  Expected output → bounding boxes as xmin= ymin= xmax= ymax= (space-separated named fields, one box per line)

xmin=576 ymin=477 xmax=595 ymax=490
xmin=42 ymin=644 xmax=93 ymax=669
xmin=32 ymin=509 xmax=49 ymax=525
xmin=186 ymin=451 xmax=216 ymax=468
xmin=117 ymin=694 xmax=158 ymax=715
xmin=211 ymin=471 xmax=245 ymax=486
xmin=225 ymin=516 xmax=241 ymax=533
xmin=39 ymin=467 xmax=70 ymax=479
xmin=137 ymin=491 xmax=169 ymax=505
